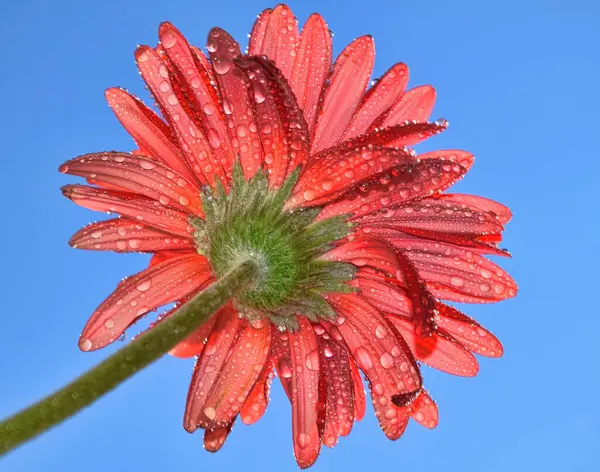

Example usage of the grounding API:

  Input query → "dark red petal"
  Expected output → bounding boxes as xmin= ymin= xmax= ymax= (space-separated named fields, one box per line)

xmin=240 ymin=361 xmax=274 ymax=425
xmin=314 ymin=328 xmax=355 ymax=447
xmin=69 ymin=218 xmax=194 ymax=253
xmin=248 ymin=8 xmax=272 ymax=55
xmin=321 ymin=237 xmax=400 ymax=275
xmin=203 ymin=420 xmax=234 ymax=452
xmin=184 ymin=308 xmax=242 ymax=431
xmin=59 ymin=152 xmax=202 ymax=215
xmin=319 ymin=159 xmax=467 ymax=220
xmin=250 ymin=5 xmax=299 ymax=80
xmin=391 ymin=238 xmax=518 ymax=303
xmin=135 ymin=45 xmax=217 ymax=185
xmin=342 ymin=62 xmax=410 ymax=141
xmin=438 ymin=194 xmax=513 ymax=224
xmin=289 ymin=318 xmax=323 ymax=469
xmin=169 ymin=312 xmax=217 ymax=358
xmin=206 ymin=28 xmax=263 ymax=178
xmin=235 ymin=56 xmax=310 ymax=187
xmin=199 ymin=320 xmax=272 ymax=428
xmin=410 ymin=389 xmax=439 ymax=429
xmin=61 ymin=185 xmax=194 ymax=238
xmin=349 ymin=356 xmax=366 ymax=422
xmin=79 ymin=254 xmax=211 ymax=351
xmin=436 ymin=303 xmax=504 ymax=358
xmin=104 ymin=88 xmax=195 ymax=182
xmin=290 ymin=146 xmax=413 ymax=207
xmin=390 ymin=315 xmax=480 ymax=377
xmin=159 ymin=22 xmax=234 ymax=179
xmin=377 ymin=85 xmax=436 ymax=128
xmin=290 ymin=14 xmax=332 ymax=134
xmin=311 ymin=36 xmax=375 ymax=154
xmin=328 ymin=294 xmax=422 ymax=440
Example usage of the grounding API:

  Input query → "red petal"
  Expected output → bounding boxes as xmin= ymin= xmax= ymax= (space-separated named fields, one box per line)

xmin=250 ymin=5 xmax=299 ymax=80
xmin=314 ymin=327 xmax=355 ymax=447
xmin=104 ymin=88 xmax=195 ymax=182
xmin=159 ymin=23 xmax=234 ymax=179
xmin=206 ymin=28 xmax=263 ymax=179
xmin=391 ymin=238 xmax=518 ymax=303
xmin=342 ymin=62 xmax=410 ymax=141
xmin=62 ymin=185 xmax=194 ymax=238
xmin=136 ymin=45 xmax=218 ymax=185
xmin=290 ymin=146 xmax=413 ymax=207
xmin=328 ymin=294 xmax=422 ymax=440
xmin=410 ymin=389 xmax=439 ymax=429
xmin=235 ymin=56 xmax=310 ymax=187
xmin=311 ymin=36 xmax=375 ymax=154
xmin=248 ymin=8 xmax=272 ymax=55
xmin=79 ymin=254 xmax=211 ymax=351
xmin=377 ymin=85 xmax=436 ymax=128
xmin=319 ymin=159 xmax=467 ymax=220
xmin=321 ymin=237 xmax=400 ymax=275
xmin=290 ymin=14 xmax=332 ymax=135
xmin=240 ymin=361 xmax=274 ymax=425
xmin=436 ymin=303 xmax=504 ymax=358
xmin=271 ymin=330 xmax=293 ymax=400
xmin=69 ymin=218 xmax=194 ymax=253
xmin=203 ymin=421 xmax=234 ymax=452
xmin=355 ymin=274 xmax=412 ymax=317
xmin=184 ymin=308 xmax=242 ymax=431
xmin=349 ymin=356 xmax=366 ymax=422
xmin=438 ymin=194 xmax=513 ymax=224
xmin=289 ymin=318 xmax=323 ymax=469
xmin=59 ymin=152 xmax=202 ymax=215
xmin=169 ymin=312 xmax=217 ymax=358
xmin=390 ymin=315 xmax=479 ymax=377
xmin=199 ymin=320 xmax=272 ymax=428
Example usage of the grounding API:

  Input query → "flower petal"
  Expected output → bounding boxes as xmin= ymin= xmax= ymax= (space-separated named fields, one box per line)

xmin=104 ymin=88 xmax=195 ymax=182
xmin=355 ymin=273 xmax=412 ymax=317
xmin=438 ymin=194 xmax=513 ymax=224
xmin=290 ymin=14 xmax=332 ymax=134
xmin=349 ymin=356 xmax=366 ymax=422
xmin=390 ymin=315 xmax=479 ymax=377
xmin=59 ymin=152 xmax=203 ymax=215
xmin=240 ymin=361 xmax=274 ymax=425
xmin=69 ymin=218 xmax=194 ymax=253
xmin=289 ymin=318 xmax=323 ymax=469
xmin=79 ymin=253 xmax=211 ymax=351
xmin=169 ymin=310 xmax=217 ymax=358
xmin=249 ymin=5 xmax=299 ymax=80
xmin=61 ymin=185 xmax=194 ymax=238
xmin=342 ymin=62 xmax=410 ymax=141
xmin=390 ymin=238 xmax=518 ymax=303
xmin=321 ymin=237 xmax=400 ymax=275
xmin=436 ymin=303 xmax=504 ymax=358
xmin=135 ymin=45 xmax=218 ymax=185
xmin=410 ymin=389 xmax=439 ymax=429
xmin=206 ymin=28 xmax=263 ymax=178
xmin=328 ymin=294 xmax=422 ymax=440
xmin=203 ymin=420 xmax=234 ymax=452
xmin=159 ymin=22 xmax=234 ymax=178
xmin=236 ymin=56 xmax=310 ymax=187
xmin=314 ymin=327 xmax=355 ymax=447
xmin=377 ymin=85 xmax=436 ymax=128
xmin=311 ymin=36 xmax=375 ymax=154
xmin=319 ymin=159 xmax=467 ymax=220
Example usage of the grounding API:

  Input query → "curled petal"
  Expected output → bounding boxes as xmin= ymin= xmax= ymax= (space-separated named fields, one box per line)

xmin=61 ymin=185 xmax=194 ymax=238
xmin=410 ymin=389 xmax=439 ymax=429
xmin=240 ymin=361 xmax=274 ymax=425
xmin=355 ymin=274 xmax=412 ymax=318
xmin=59 ymin=152 xmax=203 ymax=215
xmin=321 ymin=237 xmax=400 ymax=275
xmin=169 ymin=307 xmax=217 ymax=358
xmin=79 ymin=254 xmax=212 ymax=351
xmin=312 ymin=36 xmax=375 ymax=154
xmin=69 ymin=218 xmax=194 ymax=253
xmin=349 ymin=356 xmax=366 ymax=422
xmin=204 ymin=421 xmax=234 ymax=452
xmin=290 ymin=14 xmax=332 ymax=134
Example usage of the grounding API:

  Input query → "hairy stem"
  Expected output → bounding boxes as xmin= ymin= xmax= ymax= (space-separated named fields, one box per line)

xmin=0 ymin=260 xmax=258 ymax=456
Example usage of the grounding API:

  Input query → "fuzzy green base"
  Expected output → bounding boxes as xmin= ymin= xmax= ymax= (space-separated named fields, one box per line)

xmin=191 ymin=163 xmax=356 ymax=330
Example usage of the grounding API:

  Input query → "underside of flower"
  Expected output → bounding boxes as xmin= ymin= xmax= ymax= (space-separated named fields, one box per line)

xmin=193 ymin=163 xmax=355 ymax=329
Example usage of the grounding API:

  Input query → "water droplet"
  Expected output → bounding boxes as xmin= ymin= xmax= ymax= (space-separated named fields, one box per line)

xmin=303 ymin=189 xmax=316 ymax=201
xmin=208 ymin=129 xmax=222 ymax=149
xmin=297 ymin=432 xmax=311 ymax=449
xmin=449 ymin=276 xmax=464 ymax=287
xmin=204 ymin=406 xmax=216 ymax=420
xmin=380 ymin=352 xmax=394 ymax=369
xmin=104 ymin=319 xmax=115 ymax=329
xmin=136 ymin=280 xmax=152 ymax=292
xmin=305 ymin=349 xmax=319 ymax=371
xmin=355 ymin=347 xmax=373 ymax=370
xmin=375 ymin=325 xmax=387 ymax=339
xmin=81 ymin=339 xmax=92 ymax=351
xmin=139 ymin=160 xmax=157 ymax=170
xmin=213 ymin=59 xmax=232 ymax=75
xmin=91 ymin=230 xmax=102 ymax=239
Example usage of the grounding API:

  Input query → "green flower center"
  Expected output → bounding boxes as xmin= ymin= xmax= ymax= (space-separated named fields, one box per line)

xmin=191 ymin=163 xmax=356 ymax=330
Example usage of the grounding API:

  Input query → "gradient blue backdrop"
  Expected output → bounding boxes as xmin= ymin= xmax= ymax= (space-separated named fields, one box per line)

xmin=1 ymin=0 xmax=598 ymax=470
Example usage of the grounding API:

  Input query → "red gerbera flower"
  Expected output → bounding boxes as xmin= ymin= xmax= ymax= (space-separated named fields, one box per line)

xmin=60 ymin=4 xmax=517 ymax=468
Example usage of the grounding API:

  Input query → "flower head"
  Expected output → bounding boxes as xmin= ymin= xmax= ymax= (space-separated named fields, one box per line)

xmin=60 ymin=4 xmax=516 ymax=468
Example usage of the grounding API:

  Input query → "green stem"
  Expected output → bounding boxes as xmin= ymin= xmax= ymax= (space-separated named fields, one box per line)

xmin=0 ymin=260 xmax=257 ymax=457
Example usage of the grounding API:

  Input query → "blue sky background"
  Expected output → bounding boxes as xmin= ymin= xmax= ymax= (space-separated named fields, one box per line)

xmin=1 ymin=0 xmax=598 ymax=470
